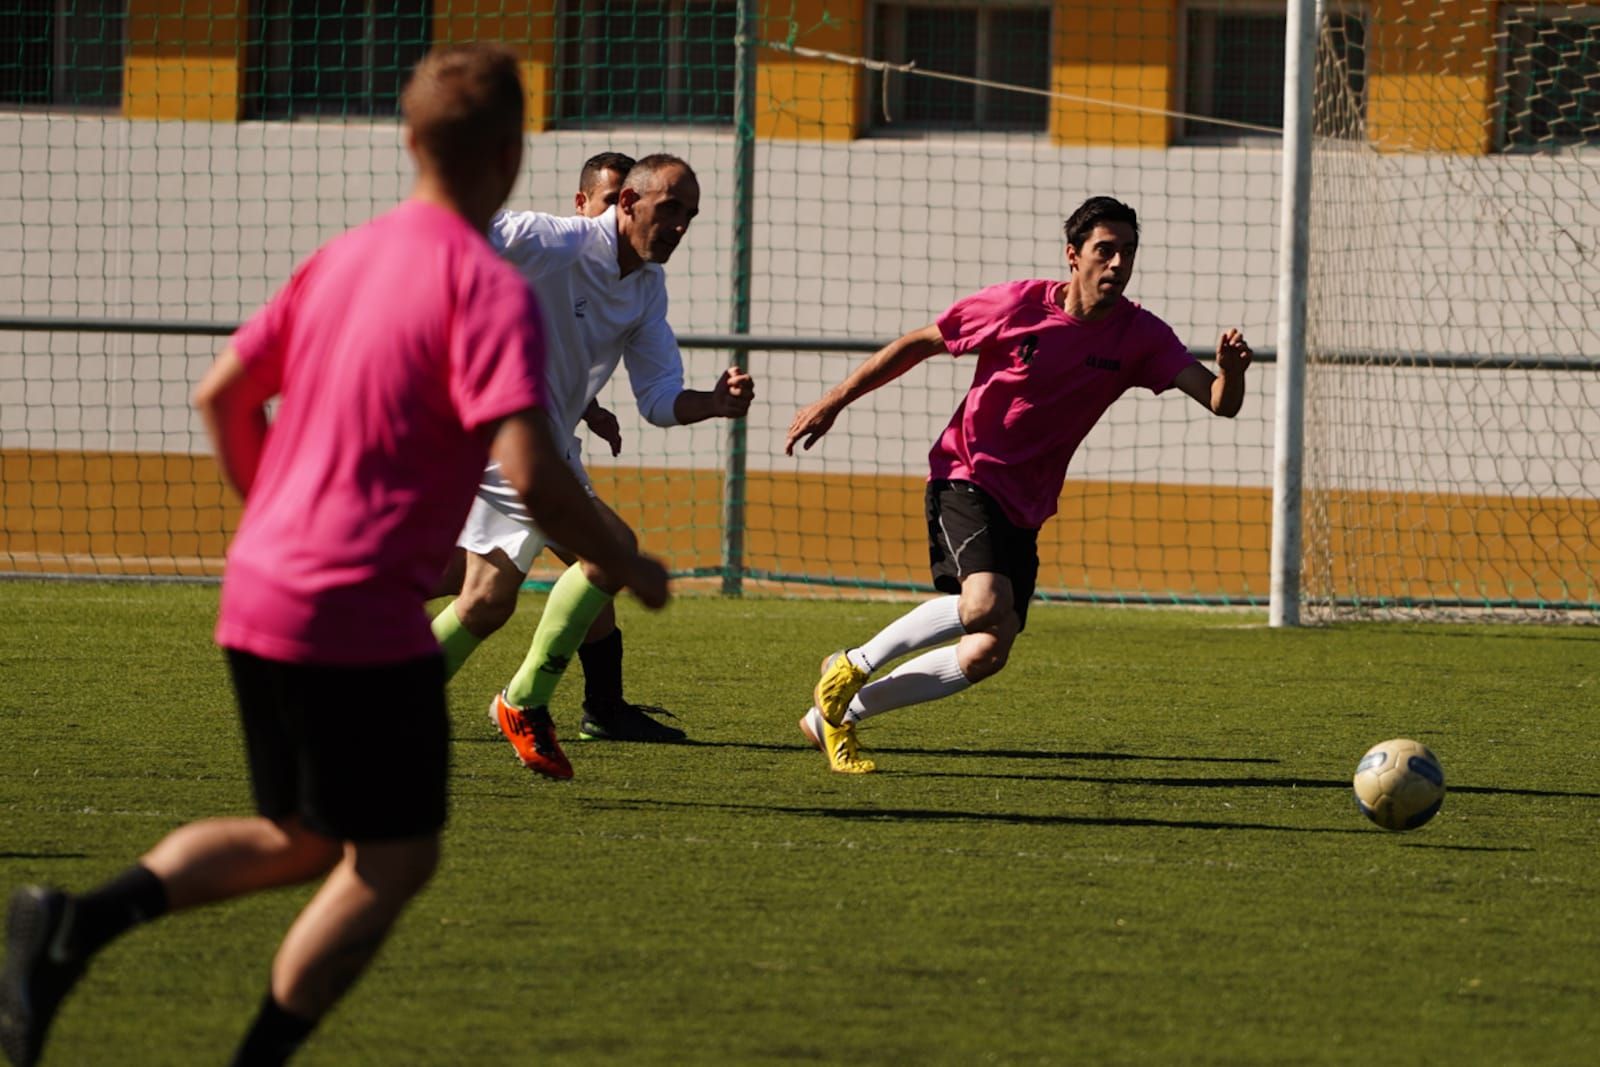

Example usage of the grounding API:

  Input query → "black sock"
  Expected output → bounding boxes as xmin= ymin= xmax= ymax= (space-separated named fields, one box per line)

xmin=578 ymin=627 xmax=624 ymax=707
xmin=230 ymin=993 xmax=318 ymax=1067
xmin=69 ymin=863 xmax=168 ymax=958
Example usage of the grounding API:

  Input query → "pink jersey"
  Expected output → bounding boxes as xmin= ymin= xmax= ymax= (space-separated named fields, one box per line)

xmin=931 ymin=279 xmax=1195 ymax=529
xmin=216 ymin=200 xmax=546 ymax=666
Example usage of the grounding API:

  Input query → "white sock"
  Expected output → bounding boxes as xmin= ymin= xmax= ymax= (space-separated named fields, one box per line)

xmin=851 ymin=596 xmax=964 ymax=674
xmin=848 ymin=645 xmax=972 ymax=723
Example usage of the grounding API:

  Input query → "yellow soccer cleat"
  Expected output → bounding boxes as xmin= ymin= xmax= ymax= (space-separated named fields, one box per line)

xmin=814 ymin=651 xmax=869 ymax=728
xmin=818 ymin=713 xmax=876 ymax=774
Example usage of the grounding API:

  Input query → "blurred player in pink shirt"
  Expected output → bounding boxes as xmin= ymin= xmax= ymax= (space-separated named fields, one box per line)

xmin=785 ymin=196 xmax=1252 ymax=774
xmin=0 ymin=45 xmax=667 ymax=1067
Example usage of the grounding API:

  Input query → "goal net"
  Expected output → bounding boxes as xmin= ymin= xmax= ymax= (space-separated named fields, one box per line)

xmin=1301 ymin=2 xmax=1600 ymax=621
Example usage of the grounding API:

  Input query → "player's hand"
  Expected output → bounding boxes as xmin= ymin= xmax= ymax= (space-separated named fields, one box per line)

xmin=712 ymin=365 xmax=755 ymax=418
xmin=583 ymin=400 xmax=623 ymax=457
xmin=621 ymin=552 xmax=671 ymax=611
xmin=1216 ymin=328 xmax=1253 ymax=374
xmin=784 ymin=397 xmax=840 ymax=455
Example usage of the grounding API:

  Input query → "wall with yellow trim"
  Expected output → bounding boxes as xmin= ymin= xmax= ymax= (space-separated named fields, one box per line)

xmin=111 ymin=1 xmax=1523 ymax=156
xmin=1050 ymin=0 xmax=1175 ymax=147
xmin=7 ymin=450 xmax=1595 ymax=610
xmin=1364 ymin=0 xmax=1496 ymax=154
xmin=124 ymin=0 xmax=245 ymax=121
xmin=434 ymin=1 xmax=558 ymax=131
xmin=755 ymin=0 xmax=864 ymax=140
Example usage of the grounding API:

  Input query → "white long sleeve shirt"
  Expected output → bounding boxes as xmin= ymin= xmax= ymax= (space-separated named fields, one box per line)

xmin=489 ymin=206 xmax=684 ymax=439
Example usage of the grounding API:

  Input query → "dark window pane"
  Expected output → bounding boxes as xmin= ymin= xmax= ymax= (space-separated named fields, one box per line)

xmin=1185 ymin=10 xmax=1285 ymax=139
xmin=0 ymin=1 xmax=54 ymax=104
xmin=987 ymin=8 xmax=1050 ymax=127
xmin=557 ymin=0 xmax=734 ymax=126
xmin=1315 ymin=10 xmax=1367 ymax=138
xmin=903 ymin=7 xmax=977 ymax=123
xmin=249 ymin=0 xmax=431 ymax=120
xmin=680 ymin=1 xmax=736 ymax=120
xmin=1502 ymin=15 xmax=1600 ymax=149
xmin=58 ymin=0 xmax=125 ymax=107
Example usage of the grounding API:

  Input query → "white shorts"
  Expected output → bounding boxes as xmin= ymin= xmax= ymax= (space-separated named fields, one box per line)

xmin=456 ymin=453 xmax=593 ymax=573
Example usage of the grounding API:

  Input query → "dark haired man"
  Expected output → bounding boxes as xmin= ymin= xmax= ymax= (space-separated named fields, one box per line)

xmin=784 ymin=196 xmax=1252 ymax=774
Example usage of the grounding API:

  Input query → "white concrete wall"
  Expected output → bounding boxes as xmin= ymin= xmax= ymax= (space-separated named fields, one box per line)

xmin=1 ymin=113 xmax=1595 ymax=502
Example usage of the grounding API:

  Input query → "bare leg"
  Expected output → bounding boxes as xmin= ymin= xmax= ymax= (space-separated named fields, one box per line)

xmin=140 ymin=816 xmax=342 ymax=911
xmin=270 ymin=836 xmax=440 ymax=1018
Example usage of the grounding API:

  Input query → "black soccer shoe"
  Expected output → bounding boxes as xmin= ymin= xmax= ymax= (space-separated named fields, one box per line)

xmin=0 ymin=887 xmax=88 ymax=1067
xmin=579 ymin=700 xmax=686 ymax=743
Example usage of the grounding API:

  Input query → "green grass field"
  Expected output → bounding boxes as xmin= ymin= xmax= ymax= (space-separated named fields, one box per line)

xmin=2 ymin=580 xmax=1597 ymax=1065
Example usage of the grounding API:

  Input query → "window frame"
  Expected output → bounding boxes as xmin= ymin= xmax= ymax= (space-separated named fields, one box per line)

xmin=0 ymin=0 xmax=125 ymax=112
xmin=244 ymin=0 xmax=432 ymax=123
xmin=1496 ymin=3 xmax=1600 ymax=153
xmin=554 ymin=0 xmax=738 ymax=128
xmin=1178 ymin=0 xmax=1367 ymax=144
xmin=864 ymin=0 xmax=1053 ymax=135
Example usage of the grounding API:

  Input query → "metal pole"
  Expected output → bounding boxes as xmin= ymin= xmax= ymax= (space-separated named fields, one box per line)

xmin=720 ymin=0 xmax=756 ymax=597
xmin=1270 ymin=0 xmax=1316 ymax=628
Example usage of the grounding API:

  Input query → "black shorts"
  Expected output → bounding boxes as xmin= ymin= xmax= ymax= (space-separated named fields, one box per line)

xmin=226 ymin=649 xmax=449 ymax=841
xmin=925 ymin=479 xmax=1040 ymax=631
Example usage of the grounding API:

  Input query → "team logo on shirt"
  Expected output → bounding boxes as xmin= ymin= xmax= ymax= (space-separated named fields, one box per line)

xmin=1017 ymin=334 xmax=1039 ymax=366
xmin=1086 ymin=355 xmax=1122 ymax=371
xmin=574 ymin=297 xmax=588 ymax=319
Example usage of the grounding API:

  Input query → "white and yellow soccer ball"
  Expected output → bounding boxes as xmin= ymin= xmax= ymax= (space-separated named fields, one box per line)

xmin=1352 ymin=738 xmax=1445 ymax=831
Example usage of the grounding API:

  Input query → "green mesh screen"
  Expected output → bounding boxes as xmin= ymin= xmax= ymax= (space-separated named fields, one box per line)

xmin=1 ymin=2 xmax=1594 ymax=620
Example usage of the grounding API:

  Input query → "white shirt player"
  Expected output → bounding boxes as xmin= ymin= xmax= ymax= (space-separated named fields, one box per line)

xmin=469 ymin=205 xmax=685 ymax=531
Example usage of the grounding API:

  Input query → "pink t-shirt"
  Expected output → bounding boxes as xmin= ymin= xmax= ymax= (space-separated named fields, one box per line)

xmin=215 ymin=200 xmax=546 ymax=666
xmin=931 ymin=279 xmax=1196 ymax=529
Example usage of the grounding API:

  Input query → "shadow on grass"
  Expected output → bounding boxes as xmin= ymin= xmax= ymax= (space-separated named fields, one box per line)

xmin=0 ymin=851 xmax=89 ymax=861
xmin=584 ymin=795 xmax=1369 ymax=835
xmin=670 ymin=737 xmax=1281 ymax=764
xmin=895 ymin=772 xmax=1600 ymax=801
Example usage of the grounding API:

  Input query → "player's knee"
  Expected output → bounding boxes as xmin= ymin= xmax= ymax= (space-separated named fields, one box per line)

xmin=579 ymin=529 xmax=637 ymax=593
xmin=960 ymin=594 xmax=1017 ymax=637
xmin=354 ymin=836 xmax=440 ymax=901
xmin=958 ymin=626 xmax=1016 ymax=682
xmin=456 ymin=583 xmax=517 ymax=634
xmin=273 ymin=817 xmax=343 ymax=878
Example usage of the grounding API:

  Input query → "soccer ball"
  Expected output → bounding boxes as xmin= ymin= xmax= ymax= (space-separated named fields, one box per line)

xmin=1352 ymin=738 xmax=1445 ymax=831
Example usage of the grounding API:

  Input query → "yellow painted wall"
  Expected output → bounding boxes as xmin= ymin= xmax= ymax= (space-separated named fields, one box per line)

xmin=1364 ymin=0 xmax=1496 ymax=154
xmin=755 ymin=0 xmax=864 ymax=140
xmin=110 ymin=1 xmax=1533 ymax=156
xmin=435 ymin=1 xmax=558 ymax=131
xmin=6 ymin=450 xmax=1595 ymax=612
xmin=1051 ymin=0 xmax=1175 ymax=147
xmin=124 ymin=0 xmax=246 ymax=122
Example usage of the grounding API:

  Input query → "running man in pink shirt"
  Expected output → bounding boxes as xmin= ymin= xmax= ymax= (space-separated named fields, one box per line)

xmin=784 ymin=196 xmax=1252 ymax=774
xmin=0 ymin=45 xmax=667 ymax=1067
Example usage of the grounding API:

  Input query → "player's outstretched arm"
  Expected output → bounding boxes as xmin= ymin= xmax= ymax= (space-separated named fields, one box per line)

xmin=784 ymin=324 xmax=947 ymax=455
xmin=193 ymin=345 xmax=276 ymax=498
xmin=492 ymin=408 xmax=670 ymax=609
xmin=672 ymin=364 xmax=755 ymax=425
xmin=1173 ymin=328 xmax=1253 ymax=418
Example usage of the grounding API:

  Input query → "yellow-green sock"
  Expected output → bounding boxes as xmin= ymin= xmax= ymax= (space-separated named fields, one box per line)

xmin=505 ymin=565 xmax=614 ymax=709
xmin=430 ymin=600 xmax=483 ymax=680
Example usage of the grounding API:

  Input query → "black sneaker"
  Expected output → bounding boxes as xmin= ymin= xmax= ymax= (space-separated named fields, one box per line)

xmin=1 ymin=887 xmax=87 ymax=1067
xmin=579 ymin=701 xmax=686 ymax=743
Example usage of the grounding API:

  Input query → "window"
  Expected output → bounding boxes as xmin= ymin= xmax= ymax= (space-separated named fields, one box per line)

xmin=0 ymin=0 xmax=124 ymax=109
xmin=1182 ymin=3 xmax=1366 ymax=141
xmin=556 ymin=0 xmax=736 ymax=125
xmin=247 ymin=0 xmax=432 ymax=120
xmin=868 ymin=2 xmax=1051 ymax=132
xmin=1500 ymin=5 xmax=1600 ymax=150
